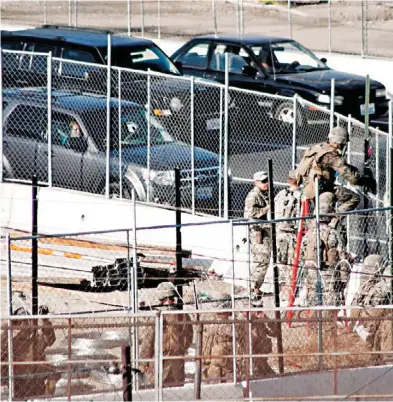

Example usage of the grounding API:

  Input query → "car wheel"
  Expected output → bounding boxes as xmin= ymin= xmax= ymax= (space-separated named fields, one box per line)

xmin=108 ymin=180 xmax=139 ymax=200
xmin=274 ymin=101 xmax=305 ymax=127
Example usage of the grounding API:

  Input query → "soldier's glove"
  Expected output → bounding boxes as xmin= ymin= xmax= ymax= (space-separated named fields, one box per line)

xmin=358 ymin=175 xmax=377 ymax=195
xmin=39 ymin=305 xmax=49 ymax=315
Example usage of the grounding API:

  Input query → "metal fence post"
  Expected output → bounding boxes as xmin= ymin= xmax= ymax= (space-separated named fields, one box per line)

xmin=127 ymin=230 xmax=132 ymax=313
xmin=47 ymin=51 xmax=52 ymax=187
xmin=315 ymin=177 xmax=323 ymax=371
xmin=330 ymin=78 xmax=335 ymax=133
xmin=7 ymin=234 xmax=13 ymax=401
xmin=328 ymin=0 xmax=332 ymax=54
xmin=147 ymin=72 xmax=151 ymax=202
xmin=44 ymin=0 xmax=47 ymax=25
xmin=288 ymin=0 xmax=292 ymax=39
xmin=158 ymin=312 xmax=164 ymax=401
xmin=191 ymin=77 xmax=195 ymax=214
xmin=141 ymin=0 xmax=145 ymax=37
xmin=157 ymin=0 xmax=161 ymax=39
xmin=132 ymin=190 xmax=139 ymax=312
xmin=118 ymin=69 xmax=123 ymax=198
xmin=127 ymin=0 xmax=131 ymax=36
xmin=0 ymin=48 xmax=3 ymax=183
xmin=212 ymin=0 xmax=217 ymax=36
xmin=224 ymin=53 xmax=230 ymax=219
xmin=361 ymin=0 xmax=365 ymax=58
xmin=230 ymin=220 xmax=237 ymax=383
xmin=154 ymin=312 xmax=161 ymax=401
xmin=105 ymin=34 xmax=112 ymax=199
xmin=376 ymin=131 xmax=380 ymax=203
xmin=68 ymin=0 xmax=72 ymax=26
xmin=291 ymin=94 xmax=297 ymax=169
xmin=236 ymin=0 xmax=240 ymax=34
xmin=346 ymin=114 xmax=352 ymax=252
xmin=240 ymin=0 xmax=244 ymax=34
xmin=74 ymin=0 xmax=78 ymax=27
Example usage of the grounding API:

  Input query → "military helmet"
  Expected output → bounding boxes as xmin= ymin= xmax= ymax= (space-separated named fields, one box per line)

xmin=363 ymin=254 xmax=383 ymax=272
xmin=157 ymin=281 xmax=176 ymax=301
xmin=328 ymin=126 xmax=349 ymax=145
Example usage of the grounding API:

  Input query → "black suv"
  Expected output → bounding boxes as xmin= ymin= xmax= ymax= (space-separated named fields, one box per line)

xmin=2 ymin=88 xmax=222 ymax=212
xmin=1 ymin=26 xmax=221 ymax=151
xmin=171 ymin=35 xmax=389 ymax=123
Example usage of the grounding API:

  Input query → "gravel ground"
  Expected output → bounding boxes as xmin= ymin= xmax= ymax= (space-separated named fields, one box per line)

xmin=2 ymin=1 xmax=393 ymax=57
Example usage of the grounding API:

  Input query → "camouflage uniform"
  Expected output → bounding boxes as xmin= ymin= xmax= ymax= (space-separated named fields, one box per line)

xmin=139 ymin=282 xmax=194 ymax=388
xmin=351 ymin=255 xmax=390 ymax=352
xmin=244 ymin=186 xmax=270 ymax=290
xmin=304 ymin=193 xmax=349 ymax=306
xmin=274 ymin=186 xmax=302 ymax=289
xmin=236 ymin=313 xmax=277 ymax=380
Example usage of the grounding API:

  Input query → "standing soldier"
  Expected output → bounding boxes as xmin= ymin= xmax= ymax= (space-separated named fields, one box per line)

xmin=295 ymin=126 xmax=376 ymax=228
xmin=274 ymin=170 xmax=302 ymax=303
xmin=244 ymin=171 xmax=271 ymax=306
xmin=304 ymin=192 xmax=350 ymax=307
xmin=139 ymin=282 xmax=193 ymax=388
xmin=350 ymin=255 xmax=390 ymax=354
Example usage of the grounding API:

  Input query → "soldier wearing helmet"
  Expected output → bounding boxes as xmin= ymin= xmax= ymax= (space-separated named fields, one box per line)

xmin=138 ymin=282 xmax=193 ymax=388
xmin=295 ymin=126 xmax=376 ymax=228
xmin=244 ymin=171 xmax=271 ymax=306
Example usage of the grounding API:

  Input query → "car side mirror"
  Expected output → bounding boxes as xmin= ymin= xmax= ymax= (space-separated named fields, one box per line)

xmin=69 ymin=137 xmax=88 ymax=153
xmin=320 ymin=57 xmax=327 ymax=64
xmin=174 ymin=60 xmax=183 ymax=72
xmin=242 ymin=65 xmax=257 ymax=77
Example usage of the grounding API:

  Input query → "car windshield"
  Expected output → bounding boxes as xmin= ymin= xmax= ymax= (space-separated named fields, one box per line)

xmin=113 ymin=107 xmax=174 ymax=148
xmin=250 ymin=41 xmax=328 ymax=74
xmin=114 ymin=45 xmax=180 ymax=75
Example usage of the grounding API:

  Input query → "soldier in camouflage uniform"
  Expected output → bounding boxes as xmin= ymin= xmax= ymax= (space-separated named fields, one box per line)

xmin=274 ymin=170 xmax=302 ymax=303
xmin=350 ymin=255 xmax=390 ymax=352
xmin=304 ymin=192 xmax=351 ymax=307
xmin=139 ymin=282 xmax=193 ymax=388
xmin=244 ymin=171 xmax=271 ymax=306
xmin=295 ymin=126 xmax=376 ymax=228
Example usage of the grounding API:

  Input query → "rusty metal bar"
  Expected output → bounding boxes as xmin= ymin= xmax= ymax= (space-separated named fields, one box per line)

xmin=122 ymin=345 xmax=132 ymax=401
xmin=67 ymin=317 xmax=72 ymax=401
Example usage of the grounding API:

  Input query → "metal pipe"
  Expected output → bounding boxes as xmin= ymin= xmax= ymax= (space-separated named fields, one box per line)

xmin=127 ymin=0 xmax=131 ymax=36
xmin=248 ymin=310 xmax=253 ymax=398
xmin=147 ymin=72 xmax=151 ymax=202
xmin=193 ymin=283 xmax=202 ymax=400
xmin=74 ymin=0 xmax=78 ymax=27
xmin=44 ymin=0 xmax=47 ymax=25
xmin=154 ymin=312 xmax=160 ymax=400
xmin=315 ymin=177 xmax=323 ymax=371
xmin=365 ymin=75 xmax=370 ymax=139
xmin=291 ymin=94 xmax=297 ymax=169
xmin=328 ymin=0 xmax=332 ymax=54
xmin=236 ymin=0 xmax=240 ymax=35
xmin=47 ymin=52 xmax=52 ymax=187
xmin=132 ymin=194 xmax=138 ymax=313
xmin=68 ymin=0 xmax=72 ymax=26
xmin=288 ymin=0 xmax=292 ymax=39
xmin=67 ymin=318 xmax=72 ymax=400
xmin=376 ymin=131 xmax=380 ymax=203
xmin=191 ymin=77 xmax=195 ymax=214
xmin=224 ymin=53 xmax=230 ymax=219
xmin=141 ymin=0 xmax=145 ymax=37
xmin=118 ymin=69 xmax=123 ymax=198
xmin=158 ymin=313 xmax=164 ymax=401
xmin=218 ymin=87 xmax=223 ymax=217
xmin=212 ymin=0 xmax=217 ymax=37
xmin=105 ymin=34 xmax=112 ymax=198
xmin=157 ymin=0 xmax=161 ymax=39
xmin=363 ymin=75 xmax=371 ymax=256
xmin=32 ymin=175 xmax=38 ymax=315
xmin=175 ymin=167 xmax=183 ymax=309
xmin=122 ymin=346 xmax=132 ymax=401
xmin=330 ymin=78 xmax=335 ymax=133
xmin=346 ymin=115 xmax=352 ymax=253
xmin=230 ymin=220 xmax=237 ymax=383
xmin=240 ymin=0 xmax=244 ymax=34
xmin=361 ymin=0 xmax=365 ymax=58
xmin=6 ymin=234 xmax=13 ymax=401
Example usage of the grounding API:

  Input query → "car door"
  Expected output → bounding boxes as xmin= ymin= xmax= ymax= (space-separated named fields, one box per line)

xmin=3 ymin=104 xmax=49 ymax=183
xmin=50 ymin=111 xmax=104 ymax=193
xmin=174 ymin=41 xmax=212 ymax=79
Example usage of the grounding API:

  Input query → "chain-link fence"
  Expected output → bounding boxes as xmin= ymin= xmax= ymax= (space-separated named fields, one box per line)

xmin=1 ymin=306 xmax=393 ymax=400
xmin=3 ymin=1 xmax=393 ymax=58
xmin=2 ymin=48 xmax=391 ymax=219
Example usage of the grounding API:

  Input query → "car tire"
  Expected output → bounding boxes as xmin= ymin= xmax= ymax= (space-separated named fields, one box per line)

xmin=108 ymin=180 xmax=139 ymax=200
xmin=274 ymin=101 xmax=305 ymax=127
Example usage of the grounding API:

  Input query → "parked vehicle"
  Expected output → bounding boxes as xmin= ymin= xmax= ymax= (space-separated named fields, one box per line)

xmin=2 ymin=88 xmax=223 ymax=211
xmin=171 ymin=34 xmax=389 ymax=124
xmin=1 ymin=25 xmax=222 ymax=150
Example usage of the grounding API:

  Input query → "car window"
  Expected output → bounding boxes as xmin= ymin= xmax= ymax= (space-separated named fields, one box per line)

xmin=210 ymin=44 xmax=250 ymax=73
xmin=1 ymin=40 xmax=23 ymax=50
xmin=178 ymin=42 xmax=210 ymax=68
xmin=113 ymin=45 xmax=180 ymax=75
xmin=5 ymin=104 xmax=47 ymax=140
xmin=52 ymin=113 xmax=86 ymax=152
xmin=19 ymin=42 xmax=54 ymax=72
xmin=62 ymin=48 xmax=96 ymax=63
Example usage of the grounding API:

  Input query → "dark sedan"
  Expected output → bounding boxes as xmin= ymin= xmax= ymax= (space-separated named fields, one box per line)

xmin=171 ymin=34 xmax=389 ymax=123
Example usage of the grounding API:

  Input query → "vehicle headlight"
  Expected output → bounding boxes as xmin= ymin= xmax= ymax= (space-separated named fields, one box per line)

xmin=150 ymin=170 xmax=175 ymax=186
xmin=170 ymin=97 xmax=183 ymax=112
xmin=316 ymin=94 xmax=344 ymax=106
xmin=376 ymin=89 xmax=386 ymax=98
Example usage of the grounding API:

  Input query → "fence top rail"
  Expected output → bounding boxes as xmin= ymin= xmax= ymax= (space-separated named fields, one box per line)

xmin=1 ymin=48 xmax=49 ymax=57
xmin=230 ymin=84 xmax=289 ymax=101
xmin=52 ymin=56 xmax=107 ymax=69
xmin=1 ymin=311 xmax=158 ymax=320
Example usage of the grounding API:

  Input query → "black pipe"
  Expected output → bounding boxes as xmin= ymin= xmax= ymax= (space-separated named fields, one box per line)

xmin=267 ymin=159 xmax=284 ymax=375
xmin=122 ymin=345 xmax=132 ymax=401
xmin=175 ymin=167 xmax=183 ymax=309
xmin=32 ymin=175 xmax=38 ymax=315
xmin=390 ymin=147 xmax=393 ymax=349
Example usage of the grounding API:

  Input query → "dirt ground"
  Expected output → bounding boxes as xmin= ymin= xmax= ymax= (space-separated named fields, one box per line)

xmin=2 ymin=1 xmax=393 ymax=57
